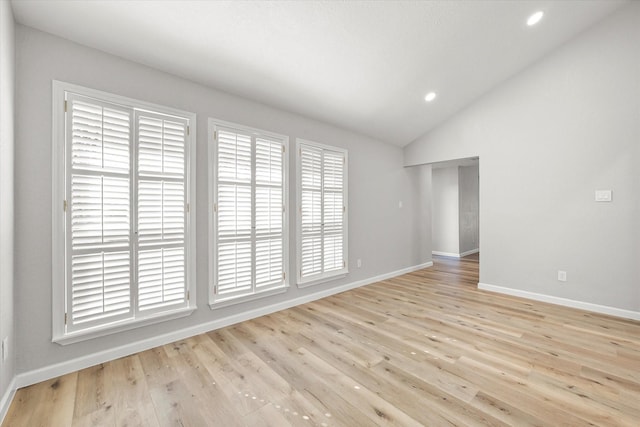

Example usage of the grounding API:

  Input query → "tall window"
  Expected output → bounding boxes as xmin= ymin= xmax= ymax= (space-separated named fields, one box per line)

xmin=209 ymin=119 xmax=288 ymax=306
xmin=297 ymin=139 xmax=348 ymax=287
xmin=52 ymin=81 xmax=196 ymax=344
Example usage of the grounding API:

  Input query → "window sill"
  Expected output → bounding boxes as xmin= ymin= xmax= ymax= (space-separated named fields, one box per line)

xmin=209 ymin=285 xmax=289 ymax=310
xmin=53 ymin=305 xmax=196 ymax=346
xmin=297 ymin=271 xmax=348 ymax=289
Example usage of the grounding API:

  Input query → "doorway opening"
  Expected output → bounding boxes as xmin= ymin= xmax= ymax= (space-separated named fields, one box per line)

xmin=430 ymin=157 xmax=480 ymax=275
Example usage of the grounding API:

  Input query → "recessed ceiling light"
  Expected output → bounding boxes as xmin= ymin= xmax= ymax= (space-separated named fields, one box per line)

xmin=527 ymin=11 xmax=544 ymax=27
xmin=424 ymin=92 xmax=437 ymax=102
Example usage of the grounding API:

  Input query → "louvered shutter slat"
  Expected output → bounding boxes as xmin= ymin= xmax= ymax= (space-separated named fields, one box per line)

xmin=138 ymin=117 xmax=164 ymax=175
xmin=102 ymin=177 xmax=131 ymax=245
xmin=138 ymin=180 xmax=163 ymax=243
xmin=138 ymin=116 xmax=185 ymax=176
xmin=301 ymin=235 xmax=322 ymax=276
xmin=71 ymin=251 xmax=130 ymax=324
xmin=301 ymin=149 xmax=322 ymax=188
xmin=323 ymin=152 xmax=344 ymax=189
xmin=218 ymin=131 xmax=252 ymax=183
xmin=138 ymin=248 xmax=185 ymax=311
xmin=163 ymin=182 xmax=185 ymax=241
xmin=255 ymin=238 xmax=283 ymax=288
xmin=256 ymin=137 xmax=282 ymax=185
xmin=163 ymin=121 xmax=186 ymax=176
xmin=218 ymin=184 xmax=252 ymax=238
xmin=217 ymin=241 xmax=252 ymax=293
xmin=255 ymin=187 xmax=282 ymax=234
xmin=71 ymin=174 xmax=104 ymax=249
xmin=71 ymin=101 xmax=104 ymax=171
xmin=138 ymin=181 xmax=185 ymax=245
xmin=71 ymin=101 xmax=130 ymax=173
xmin=102 ymin=109 xmax=130 ymax=172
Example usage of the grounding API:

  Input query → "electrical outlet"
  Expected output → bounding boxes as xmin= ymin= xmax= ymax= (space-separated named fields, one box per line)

xmin=557 ymin=270 xmax=567 ymax=282
xmin=595 ymin=190 xmax=612 ymax=202
xmin=1 ymin=337 xmax=7 ymax=362
xmin=357 ymin=259 xmax=362 ymax=268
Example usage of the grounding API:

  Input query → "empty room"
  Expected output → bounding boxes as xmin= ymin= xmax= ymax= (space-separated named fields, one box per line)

xmin=1 ymin=0 xmax=639 ymax=426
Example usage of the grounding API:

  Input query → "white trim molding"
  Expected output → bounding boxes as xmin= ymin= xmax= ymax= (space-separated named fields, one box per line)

xmin=432 ymin=251 xmax=460 ymax=258
xmin=460 ymin=248 xmax=479 ymax=257
xmin=478 ymin=282 xmax=640 ymax=321
xmin=15 ymin=261 xmax=433 ymax=390
xmin=432 ymin=249 xmax=479 ymax=258
xmin=0 ymin=377 xmax=16 ymax=424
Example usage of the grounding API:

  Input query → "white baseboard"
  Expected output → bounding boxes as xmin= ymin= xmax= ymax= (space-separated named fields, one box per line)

xmin=460 ymin=248 xmax=479 ymax=257
xmin=15 ymin=261 xmax=434 ymax=390
xmin=433 ymin=249 xmax=479 ymax=258
xmin=432 ymin=251 xmax=460 ymax=258
xmin=478 ymin=282 xmax=640 ymax=321
xmin=0 ymin=377 xmax=16 ymax=424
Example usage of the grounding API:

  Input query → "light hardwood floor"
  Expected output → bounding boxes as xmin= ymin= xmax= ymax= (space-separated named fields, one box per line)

xmin=4 ymin=254 xmax=640 ymax=426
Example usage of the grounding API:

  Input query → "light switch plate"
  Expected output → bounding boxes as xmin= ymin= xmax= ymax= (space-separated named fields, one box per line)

xmin=595 ymin=190 xmax=612 ymax=202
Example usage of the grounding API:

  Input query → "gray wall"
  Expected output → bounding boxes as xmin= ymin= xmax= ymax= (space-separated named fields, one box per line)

xmin=14 ymin=25 xmax=427 ymax=375
xmin=431 ymin=167 xmax=459 ymax=255
xmin=409 ymin=164 xmax=433 ymax=264
xmin=405 ymin=3 xmax=640 ymax=312
xmin=458 ymin=165 xmax=479 ymax=254
xmin=0 ymin=0 xmax=15 ymax=402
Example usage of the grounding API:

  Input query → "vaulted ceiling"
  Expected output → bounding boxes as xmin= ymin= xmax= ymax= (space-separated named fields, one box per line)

xmin=11 ymin=0 xmax=627 ymax=146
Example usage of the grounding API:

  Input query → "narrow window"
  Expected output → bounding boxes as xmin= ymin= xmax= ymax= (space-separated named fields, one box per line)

xmin=297 ymin=139 xmax=348 ymax=287
xmin=209 ymin=119 xmax=288 ymax=306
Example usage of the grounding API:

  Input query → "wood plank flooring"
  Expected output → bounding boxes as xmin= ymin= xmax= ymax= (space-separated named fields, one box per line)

xmin=4 ymin=254 xmax=640 ymax=426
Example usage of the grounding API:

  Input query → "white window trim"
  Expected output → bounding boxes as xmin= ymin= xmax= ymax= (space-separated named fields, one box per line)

xmin=296 ymin=138 xmax=348 ymax=288
xmin=208 ymin=118 xmax=290 ymax=308
xmin=52 ymin=80 xmax=197 ymax=345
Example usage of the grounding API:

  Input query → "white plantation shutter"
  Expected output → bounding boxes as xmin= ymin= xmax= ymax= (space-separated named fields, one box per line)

xmin=212 ymin=124 xmax=287 ymax=302
xmin=216 ymin=129 xmax=253 ymax=296
xmin=322 ymin=152 xmax=345 ymax=272
xmin=70 ymin=99 xmax=130 ymax=174
xmin=67 ymin=94 xmax=133 ymax=328
xmin=255 ymin=137 xmax=284 ymax=289
xmin=298 ymin=141 xmax=347 ymax=285
xmin=136 ymin=112 xmax=188 ymax=312
xmin=58 ymin=87 xmax=194 ymax=339
xmin=300 ymin=146 xmax=322 ymax=277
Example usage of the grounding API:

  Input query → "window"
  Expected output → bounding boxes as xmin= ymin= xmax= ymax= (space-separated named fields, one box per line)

xmin=296 ymin=139 xmax=348 ymax=287
xmin=52 ymin=81 xmax=196 ymax=344
xmin=209 ymin=119 xmax=288 ymax=307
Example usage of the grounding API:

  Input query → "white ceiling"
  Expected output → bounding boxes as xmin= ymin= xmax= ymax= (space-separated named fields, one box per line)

xmin=11 ymin=0 xmax=627 ymax=147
